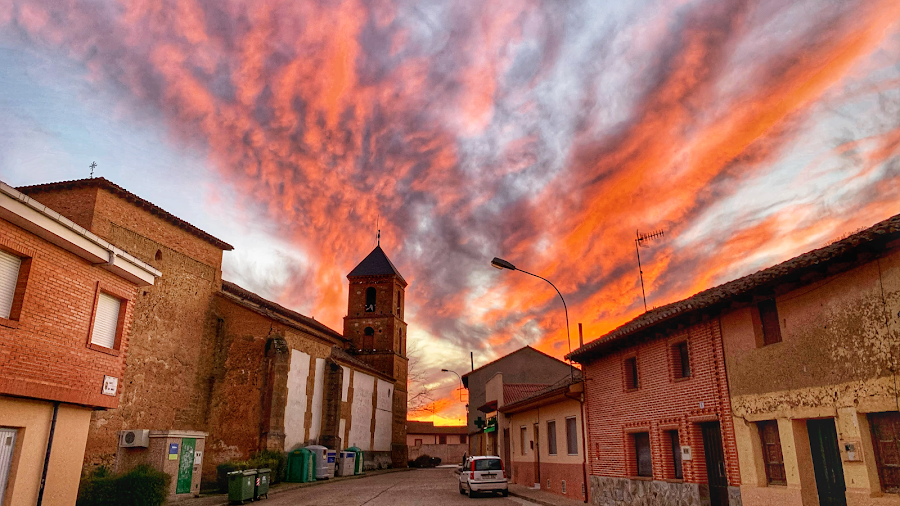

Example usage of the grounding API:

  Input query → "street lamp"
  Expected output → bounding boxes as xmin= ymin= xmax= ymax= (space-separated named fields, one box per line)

xmin=490 ymin=257 xmax=572 ymax=356
xmin=441 ymin=368 xmax=463 ymax=402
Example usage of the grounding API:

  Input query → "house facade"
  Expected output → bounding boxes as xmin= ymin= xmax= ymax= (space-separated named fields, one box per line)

xmin=719 ymin=214 xmax=900 ymax=506
xmin=406 ymin=421 xmax=467 ymax=464
xmin=462 ymin=346 xmax=574 ymax=457
xmin=569 ymin=316 xmax=740 ymax=506
xmin=0 ymin=182 xmax=159 ymax=505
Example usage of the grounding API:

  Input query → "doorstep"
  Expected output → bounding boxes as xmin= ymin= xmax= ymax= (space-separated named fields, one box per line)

xmin=507 ymin=482 xmax=588 ymax=506
xmin=177 ymin=468 xmax=413 ymax=505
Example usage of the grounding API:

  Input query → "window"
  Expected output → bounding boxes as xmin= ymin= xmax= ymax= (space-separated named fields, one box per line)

xmin=414 ymin=438 xmax=422 ymax=447
xmin=759 ymin=420 xmax=786 ymax=485
xmin=365 ymin=287 xmax=376 ymax=312
xmin=870 ymin=412 xmax=900 ymax=492
xmin=460 ymin=434 xmax=466 ymax=444
xmin=0 ymin=427 xmax=17 ymax=501
xmin=439 ymin=435 xmax=447 ymax=445
xmin=520 ymin=427 xmax=527 ymax=454
xmin=624 ymin=356 xmax=639 ymax=390
xmin=474 ymin=458 xmax=502 ymax=471
xmin=634 ymin=432 xmax=652 ymax=477
xmin=0 ymin=249 xmax=28 ymax=322
xmin=363 ymin=327 xmax=375 ymax=350
xmin=397 ymin=291 xmax=402 ymax=315
xmin=759 ymin=299 xmax=782 ymax=345
xmin=668 ymin=430 xmax=683 ymax=479
xmin=547 ymin=421 xmax=557 ymax=455
xmin=90 ymin=292 xmax=123 ymax=350
xmin=672 ymin=341 xmax=690 ymax=379
xmin=566 ymin=417 xmax=578 ymax=455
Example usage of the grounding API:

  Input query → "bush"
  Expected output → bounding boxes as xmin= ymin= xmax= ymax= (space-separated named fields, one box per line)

xmin=215 ymin=450 xmax=288 ymax=492
xmin=77 ymin=465 xmax=170 ymax=506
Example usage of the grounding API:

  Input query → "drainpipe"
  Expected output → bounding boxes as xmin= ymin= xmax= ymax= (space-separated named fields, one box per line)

xmin=566 ymin=384 xmax=590 ymax=503
xmin=36 ymin=402 xmax=60 ymax=506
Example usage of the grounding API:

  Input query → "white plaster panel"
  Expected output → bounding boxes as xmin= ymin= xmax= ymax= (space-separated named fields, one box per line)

xmin=284 ymin=349 xmax=311 ymax=450
xmin=348 ymin=372 xmax=375 ymax=451
xmin=341 ymin=366 xmax=350 ymax=402
xmin=308 ymin=357 xmax=325 ymax=441
xmin=374 ymin=379 xmax=394 ymax=451
xmin=339 ymin=419 xmax=347 ymax=446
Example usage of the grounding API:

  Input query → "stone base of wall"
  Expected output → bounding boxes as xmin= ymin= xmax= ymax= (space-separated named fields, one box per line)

xmin=590 ymin=476 xmax=742 ymax=506
xmin=365 ymin=451 xmax=394 ymax=470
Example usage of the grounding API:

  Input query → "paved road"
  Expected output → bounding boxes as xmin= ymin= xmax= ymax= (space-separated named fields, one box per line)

xmin=260 ymin=468 xmax=540 ymax=506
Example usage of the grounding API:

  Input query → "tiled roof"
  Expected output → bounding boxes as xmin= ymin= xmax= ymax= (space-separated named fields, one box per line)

xmin=348 ymin=245 xmax=405 ymax=282
xmin=406 ymin=421 xmax=467 ymax=435
xmin=503 ymin=384 xmax=550 ymax=405
xmin=567 ymin=211 xmax=900 ymax=363
xmin=18 ymin=177 xmax=234 ymax=251
xmin=220 ymin=280 xmax=345 ymax=342
xmin=461 ymin=346 xmax=567 ymax=382
xmin=500 ymin=375 xmax=584 ymax=413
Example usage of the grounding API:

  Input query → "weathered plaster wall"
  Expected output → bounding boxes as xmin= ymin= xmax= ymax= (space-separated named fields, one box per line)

xmin=348 ymin=372 xmax=375 ymax=450
xmin=284 ymin=349 xmax=312 ymax=450
xmin=375 ymin=379 xmax=394 ymax=451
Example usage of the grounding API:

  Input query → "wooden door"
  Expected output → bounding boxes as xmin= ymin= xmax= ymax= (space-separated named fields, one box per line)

xmin=808 ymin=419 xmax=847 ymax=506
xmin=701 ymin=423 xmax=729 ymax=506
xmin=870 ymin=412 xmax=900 ymax=492
xmin=533 ymin=423 xmax=541 ymax=487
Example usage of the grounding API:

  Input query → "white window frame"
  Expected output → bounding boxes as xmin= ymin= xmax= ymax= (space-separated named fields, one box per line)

xmin=0 ymin=250 xmax=22 ymax=320
xmin=90 ymin=292 xmax=122 ymax=349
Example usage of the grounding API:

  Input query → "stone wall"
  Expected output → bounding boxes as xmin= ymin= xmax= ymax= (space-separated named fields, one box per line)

xmin=589 ymin=476 xmax=742 ymax=506
xmin=408 ymin=443 xmax=467 ymax=465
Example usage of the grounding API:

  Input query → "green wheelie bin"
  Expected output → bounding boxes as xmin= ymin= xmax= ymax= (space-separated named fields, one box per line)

xmin=254 ymin=468 xmax=271 ymax=500
xmin=286 ymin=448 xmax=315 ymax=483
xmin=228 ymin=469 xmax=256 ymax=504
xmin=347 ymin=446 xmax=364 ymax=475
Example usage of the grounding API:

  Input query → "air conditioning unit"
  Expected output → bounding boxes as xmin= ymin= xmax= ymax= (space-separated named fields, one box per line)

xmin=118 ymin=429 xmax=150 ymax=448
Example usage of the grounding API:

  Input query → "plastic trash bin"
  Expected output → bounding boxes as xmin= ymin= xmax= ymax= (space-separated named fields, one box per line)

xmin=336 ymin=451 xmax=355 ymax=476
xmin=254 ymin=468 xmax=271 ymax=500
xmin=228 ymin=469 xmax=256 ymax=504
xmin=286 ymin=448 xmax=315 ymax=483
xmin=325 ymin=450 xmax=336 ymax=479
xmin=347 ymin=446 xmax=364 ymax=474
xmin=305 ymin=445 xmax=329 ymax=479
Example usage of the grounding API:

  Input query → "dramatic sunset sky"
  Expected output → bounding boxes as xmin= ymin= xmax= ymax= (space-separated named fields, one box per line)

xmin=1 ymin=0 xmax=898 ymax=424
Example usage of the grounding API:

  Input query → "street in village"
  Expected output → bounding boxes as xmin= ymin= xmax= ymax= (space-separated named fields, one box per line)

xmin=189 ymin=469 xmax=572 ymax=506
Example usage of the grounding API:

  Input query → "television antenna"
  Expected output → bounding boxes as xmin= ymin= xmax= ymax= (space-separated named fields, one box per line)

xmin=635 ymin=229 xmax=664 ymax=312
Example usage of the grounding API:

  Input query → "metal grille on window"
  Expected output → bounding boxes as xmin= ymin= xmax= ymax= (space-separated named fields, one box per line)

xmin=0 ymin=250 xmax=21 ymax=320
xmin=759 ymin=420 xmax=787 ymax=485
xmin=870 ymin=412 xmax=900 ymax=492
xmin=91 ymin=293 xmax=121 ymax=349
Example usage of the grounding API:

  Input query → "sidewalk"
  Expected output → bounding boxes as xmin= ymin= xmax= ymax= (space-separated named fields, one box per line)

xmin=508 ymin=483 xmax=589 ymax=506
xmin=176 ymin=468 xmax=412 ymax=505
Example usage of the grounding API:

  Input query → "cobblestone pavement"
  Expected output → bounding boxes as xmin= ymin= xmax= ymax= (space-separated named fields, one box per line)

xmin=245 ymin=468 xmax=541 ymax=506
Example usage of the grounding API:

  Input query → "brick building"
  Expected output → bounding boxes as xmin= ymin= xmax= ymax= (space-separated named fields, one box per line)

xmin=568 ymin=306 xmax=741 ymax=505
xmin=15 ymin=177 xmax=409 ymax=485
xmin=406 ymin=421 xmax=467 ymax=464
xmin=0 ymin=182 xmax=159 ymax=505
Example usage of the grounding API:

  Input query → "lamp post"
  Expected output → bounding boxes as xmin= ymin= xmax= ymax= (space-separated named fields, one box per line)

xmin=491 ymin=257 xmax=573 ymax=367
xmin=442 ymin=368 xmax=463 ymax=402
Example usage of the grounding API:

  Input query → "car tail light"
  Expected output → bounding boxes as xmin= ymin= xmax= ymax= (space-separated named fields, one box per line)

xmin=470 ymin=460 xmax=475 ymax=480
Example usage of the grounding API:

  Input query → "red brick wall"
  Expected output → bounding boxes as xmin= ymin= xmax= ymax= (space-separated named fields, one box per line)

xmin=582 ymin=319 xmax=740 ymax=487
xmin=0 ymin=218 xmax=137 ymax=409
xmin=513 ymin=462 xmax=586 ymax=501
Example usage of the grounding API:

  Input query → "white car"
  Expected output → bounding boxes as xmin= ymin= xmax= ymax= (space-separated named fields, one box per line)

xmin=458 ymin=456 xmax=509 ymax=498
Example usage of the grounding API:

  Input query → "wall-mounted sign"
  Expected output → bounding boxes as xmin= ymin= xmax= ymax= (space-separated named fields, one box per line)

xmin=681 ymin=446 xmax=692 ymax=461
xmin=169 ymin=443 xmax=180 ymax=460
xmin=101 ymin=376 xmax=118 ymax=396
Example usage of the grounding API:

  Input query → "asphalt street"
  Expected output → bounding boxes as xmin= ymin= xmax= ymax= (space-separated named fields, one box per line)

xmin=259 ymin=468 xmax=542 ymax=506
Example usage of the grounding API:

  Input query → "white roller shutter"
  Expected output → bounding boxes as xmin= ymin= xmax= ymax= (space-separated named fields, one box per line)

xmin=90 ymin=293 xmax=121 ymax=349
xmin=0 ymin=251 xmax=21 ymax=320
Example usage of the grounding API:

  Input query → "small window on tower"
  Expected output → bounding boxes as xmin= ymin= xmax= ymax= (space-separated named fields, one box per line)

xmin=363 ymin=327 xmax=375 ymax=350
xmin=397 ymin=291 xmax=402 ymax=315
xmin=365 ymin=287 xmax=376 ymax=312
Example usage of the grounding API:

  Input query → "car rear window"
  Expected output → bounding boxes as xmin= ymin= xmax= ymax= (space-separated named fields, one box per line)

xmin=474 ymin=459 xmax=502 ymax=471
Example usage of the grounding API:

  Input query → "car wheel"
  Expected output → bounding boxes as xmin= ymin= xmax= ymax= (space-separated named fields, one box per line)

xmin=501 ymin=490 xmax=509 ymax=497
xmin=468 ymin=485 xmax=477 ymax=498
xmin=459 ymin=483 xmax=465 ymax=495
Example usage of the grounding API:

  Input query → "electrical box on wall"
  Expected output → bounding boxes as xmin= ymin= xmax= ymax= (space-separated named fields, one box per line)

xmin=842 ymin=441 xmax=862 ymax=462
xmin=681 ymin=445 xmax=693 ymax=461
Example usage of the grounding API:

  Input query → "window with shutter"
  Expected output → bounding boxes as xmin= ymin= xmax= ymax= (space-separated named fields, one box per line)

xmin=758 ymin=299 xmax=782 ymax=345
xmin=566 ymin=417 xmax=578 ymax=455
xmin=0 ymin=250 xmax=22 ymax=320
xmin=91 ymin=293 xmax=122 ymax=349
xmin=672 ymin=341 xmax=691 ymax=379
xmin=634 ymin=432 xmax=652 ymax=477
xmin=624 ymin=357 xmax=639 ymax=390
xmin=547 ymin=420 xmax=557 ymax=455
xmin=520 ymin=427 xmax=527 ymax=455
xmin=870 ymin=412 xmax=900 ymax=492
xmin=759 ymin=420 xmax=786 ymax=485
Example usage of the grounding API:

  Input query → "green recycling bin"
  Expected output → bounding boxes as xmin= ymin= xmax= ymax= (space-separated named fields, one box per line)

xmin=254 ymin=468 xmax=271 ymax=500
xmin=286 ymin=448 xmax=315 ymax=483
xmin=228 ymin=469 xmax=256 ymax=504
xmin=347 ymin=446 xmax=364 ymax=475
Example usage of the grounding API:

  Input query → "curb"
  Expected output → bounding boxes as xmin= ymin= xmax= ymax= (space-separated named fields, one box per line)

xmin=508 ymin=490 xmax=558 ymax=506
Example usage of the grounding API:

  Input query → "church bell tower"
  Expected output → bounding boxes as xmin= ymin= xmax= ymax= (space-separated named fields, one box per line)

xmin=343 ymin=244 xmax=408 ymax=466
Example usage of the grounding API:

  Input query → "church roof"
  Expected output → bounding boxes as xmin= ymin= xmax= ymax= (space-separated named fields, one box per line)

xmin=347 ymin=245 xmax=405 ymax=282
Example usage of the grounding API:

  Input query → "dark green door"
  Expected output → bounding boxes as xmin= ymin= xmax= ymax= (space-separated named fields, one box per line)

xmin=176 ymin=438 xmax=196 ymax=494
xmin=701 ymin=422 xmax=729 ymax=506
xmin=808 ymin=419 xmax=846 ymax=506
